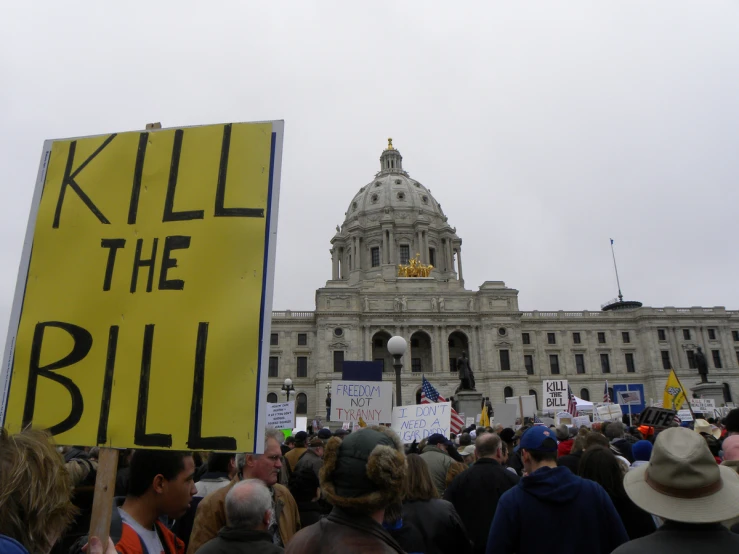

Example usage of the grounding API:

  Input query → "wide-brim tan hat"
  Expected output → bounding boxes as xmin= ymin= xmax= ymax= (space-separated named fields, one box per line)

xmin=693 ymin=419 xmax=721 ymax=440
xmin=624 ymin=427 xmax=739 ymax=523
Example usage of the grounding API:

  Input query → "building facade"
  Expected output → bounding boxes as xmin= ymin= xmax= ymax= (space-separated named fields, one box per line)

xmin=267 ymin=141 xmax=739 ymax=421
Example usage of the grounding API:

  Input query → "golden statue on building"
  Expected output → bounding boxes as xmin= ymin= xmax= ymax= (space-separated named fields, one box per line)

xmin=398 ymin=253 xmax=433 ymax=278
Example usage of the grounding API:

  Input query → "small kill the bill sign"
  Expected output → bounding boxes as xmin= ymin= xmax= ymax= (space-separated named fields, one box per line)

xmin=543 ymin=380 xmax=568 ymax=411
xmin=0 ymin=121 xmax=284 ymax=453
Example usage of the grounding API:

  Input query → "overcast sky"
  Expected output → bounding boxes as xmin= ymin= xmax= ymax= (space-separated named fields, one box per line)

xmin=2 ymin=2 xmax=738 ymax=348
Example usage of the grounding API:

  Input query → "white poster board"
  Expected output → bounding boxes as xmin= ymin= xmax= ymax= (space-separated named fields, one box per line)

xmin=493 ymin=403 xmax=518 ymax=429
xmin=266 ymin=402 xmax=295 ymax=430
xmin=331 ymin=380 xmax=393 ymax=424
xmin=573 ymin=415 xmax=592 ymax=428
xmin=295 ymin=416 xmax=307 ymax=432
xmin=505 ymin=395 xmax=537 ymax=418
xmin=677 ymin=409 xmax=694 ymax=422
xmin=465 ymin=417 xmax=476 ymax=428
xmin=596 ymin=404 xmax=623 ymax=421
xmin=690 ymin=398 xmax=716 ymax=413
xmin=391 ymin=402 xmax=453 ymax=443
xmin=543 ymin=380 xmax=568 ymax=411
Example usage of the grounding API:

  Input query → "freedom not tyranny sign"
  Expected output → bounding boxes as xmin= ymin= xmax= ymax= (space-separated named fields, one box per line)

xmin=0 ymin=121 xmax=284 ymax=453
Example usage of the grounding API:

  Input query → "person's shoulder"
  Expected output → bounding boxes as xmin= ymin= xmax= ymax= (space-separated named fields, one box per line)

xmin=199 ymin=479 xmax=233 ymax=506
xmin=611 ymin=534 xmax=660 ymax=554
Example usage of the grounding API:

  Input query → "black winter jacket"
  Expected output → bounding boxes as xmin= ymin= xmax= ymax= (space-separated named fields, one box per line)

xmin=402 ymin=498 xmax=471 ymax=554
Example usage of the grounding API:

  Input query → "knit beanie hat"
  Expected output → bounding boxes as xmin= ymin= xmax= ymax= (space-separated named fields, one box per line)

xmin=722 ymin=435 xmax=739 ymax=461
xmin=320 ymin=426 xmax=406 ymax=513
xmin=632 ymin=440 xmax=653 ymax=462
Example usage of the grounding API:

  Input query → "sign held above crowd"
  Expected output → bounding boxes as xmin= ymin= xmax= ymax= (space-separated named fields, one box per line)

xmin=0 ymin=121 xmax=284 ymax=453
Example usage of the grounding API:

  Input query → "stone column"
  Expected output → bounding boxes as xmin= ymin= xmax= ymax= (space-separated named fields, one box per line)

xmin=389 ymin=229 xmax=395 ymax=265
xmin=457 ymin=247 xmax=464 ymax=282
xmin=331 ymin=248 xmax=338 ymax=280
xmin=357 ymin=237 xmax=362 ymax=270
xmin=440 ymin=325 xmax=450 ymax=374
xmin=382 ymin=231 xmax=387 ymax=264
xmin=423 ymin=231 xmax=429 ymax=264
xmin=447 ymin=240 xmax=454 ymax=274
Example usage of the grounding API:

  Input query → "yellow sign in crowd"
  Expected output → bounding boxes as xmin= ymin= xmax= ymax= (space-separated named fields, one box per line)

xmin=1 ymin=122 xmax=284 ymax=453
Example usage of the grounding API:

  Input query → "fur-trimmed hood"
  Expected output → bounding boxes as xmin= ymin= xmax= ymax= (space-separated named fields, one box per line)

xmin=320 ymin=426 xmax=406 ymax=513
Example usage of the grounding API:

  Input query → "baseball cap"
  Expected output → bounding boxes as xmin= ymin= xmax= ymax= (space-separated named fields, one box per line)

xmin=317 ymin=428 xmax=333 ymax=440
xmin=516 ymin=426 xmax=558 ymax=453
xmin=459 ymin=444 xmax=476 ymax=457
xmin=427 ymin=433 xmax=453 ymax=447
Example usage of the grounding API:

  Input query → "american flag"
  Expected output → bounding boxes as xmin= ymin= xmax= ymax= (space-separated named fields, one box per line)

xmin=604 ymin=380 xmax=611 ymax=403
xmin=533 ymin=414 xmax=545 ymax=426
xmin=567 ymin=385 xmax=579 ymax=417
xmin=421 ymin=376 xmax=464 ymax=434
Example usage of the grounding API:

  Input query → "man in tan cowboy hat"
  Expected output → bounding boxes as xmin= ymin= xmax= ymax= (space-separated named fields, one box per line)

xmin=613 ymin=427 xmax=739 ymax=552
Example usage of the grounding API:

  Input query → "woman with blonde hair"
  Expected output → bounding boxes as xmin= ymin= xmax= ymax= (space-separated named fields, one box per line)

xmin=401 ymin=454 xmax=471 ymax=554
xmin=0 ymin=428 xmax=77 ymax=554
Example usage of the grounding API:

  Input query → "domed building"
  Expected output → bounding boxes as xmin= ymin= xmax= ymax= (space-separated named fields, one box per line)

xmin=268 ymin=141 xmax=739 ymax=424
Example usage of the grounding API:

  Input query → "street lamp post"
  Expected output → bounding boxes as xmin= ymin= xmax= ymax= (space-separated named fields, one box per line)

xmin=387 ymin=336 xmax=407 ymax=407
xmin=282 ymin=378 xmax=294 ymax=402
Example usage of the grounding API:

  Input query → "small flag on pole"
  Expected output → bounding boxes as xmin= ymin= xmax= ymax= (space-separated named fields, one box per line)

xmin=604 ymin=380 xmax=611 ymax=403
xmin=567 ymin=385 xmax=579 ymax=417
xmin=421 ymin=376 xmax=464 ymax=434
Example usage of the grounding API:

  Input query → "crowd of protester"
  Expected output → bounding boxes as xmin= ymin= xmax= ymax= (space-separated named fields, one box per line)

xmin=3 ymin=409 xmax=739 ymax=553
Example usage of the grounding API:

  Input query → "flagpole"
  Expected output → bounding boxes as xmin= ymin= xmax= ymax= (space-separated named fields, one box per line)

xmin=627 ymin=383 xmax=632 ymax=427
xmin=610 ymin=238 xmax=623 ymax=303
xmin=673 ymin=369 xmax=697 ymax=421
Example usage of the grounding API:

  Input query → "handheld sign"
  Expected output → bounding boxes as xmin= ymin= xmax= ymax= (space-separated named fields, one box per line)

xmin=639 ymin=407 xmax=677 ymax=429
xmin=543 ymin=380 xmax=568 ymax=411
xmin=391 ymin=402 xmax=452 ymax=443
xmin=266 ymin=402 xmax=295 ymax=430
xmin=331 ymin=380 xmax=392 ymax=424
xmin=0 ymin=121 xmax=284 ymax=453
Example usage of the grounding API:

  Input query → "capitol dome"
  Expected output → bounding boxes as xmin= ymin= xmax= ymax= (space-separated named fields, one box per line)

xmin=329 ymin=140 xmax=464 ymax=286
xmin=342 ymin=139 xmax=449 ymax=227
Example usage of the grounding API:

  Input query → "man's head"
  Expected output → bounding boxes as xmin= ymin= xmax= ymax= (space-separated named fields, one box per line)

xmin=555 ymin=425 xmax=569 ymax=442
xmin=320 ymin=426 xmax=406 ymax=515
xmin=207 ymin=452 xmax=237 ymax=478
xmin=128 ymin=449 xmax=196 ymax=520
xmin=427 ymin=433 xmax=452 ymax=453
xmin=517 ymin=427 xmax=558 ymax=474
xmin=294 ymin=431 xmax=308 ymax=448
xmin=458 ymin=432 xmax=472 ymax=448
xmin=308 ymin=437 xmax=325 ymax=458
xmin=475 ymin=432 xmax=502 ymax=462
xmin=605 ymin=423 xmax=624 ymax=440
xmin=317 ymin=428 xmax=333 ymax=441
xmin=237 ymin=428 xmax=284 ymax=487
xmin=584 ymin=432 xmax=610 ymax=450
xmin=494 ymin=424 xmax=504 ymax=435
xmin=0 ymin=429 xmax=76 ymax=554
xmin=285 ymin=436 xmax=296 ymax=449
xmin=225 ymin=479 xmax=272 ymax=531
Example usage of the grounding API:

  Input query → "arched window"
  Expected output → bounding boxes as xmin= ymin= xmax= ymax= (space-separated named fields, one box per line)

xmin=504 ymin=386 xmax=513 ymax=399
xmin=296 ymin=393 xmax=307 ymax=415
xmin=528 ymin=389 xmax=539 ymax=410
xmin=267 ymin=392 xmax=278 ymax=403
xmin=416 ymin=388 xmax=422 ymax=405
xmin=580 ymin=388 xmax=590 ymax=401
xmin=724 ymin=383 xmax=733 ymax=404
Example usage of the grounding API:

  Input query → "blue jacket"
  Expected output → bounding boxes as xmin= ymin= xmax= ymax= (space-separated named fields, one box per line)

xmin=0 ymin=535 xmax=28 ymax=554
xmin=486 ymin=466 xmax=628 ymax=554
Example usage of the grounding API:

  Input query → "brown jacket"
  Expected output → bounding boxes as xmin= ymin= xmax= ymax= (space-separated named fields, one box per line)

xmin=187 ymin=479 xmax=300 ymax=554
xmin=286 ymin=507 xmax=405 ymax=554
xmin=284 ymin=447 xmax=307 ymax=472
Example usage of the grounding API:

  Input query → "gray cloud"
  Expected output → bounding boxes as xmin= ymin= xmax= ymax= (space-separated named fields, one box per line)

xmin=1 ymin=2 xmax=738 ymax=349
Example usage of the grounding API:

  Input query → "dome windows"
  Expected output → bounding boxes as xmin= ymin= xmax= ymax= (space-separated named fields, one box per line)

xmin=352 ymin=202 xmax=357 ymax=211
xmin=395 ymin=179 xmax=402 ymax=185
xmin=397 ymin=192 xmax=406 ymax=201
xmin=422 ymin=195 xmax=428 ymax=204
xmin=375 ymin=181 xmax=382 ymax=187
xmin=371 ymin=194 xmax=379 ymax=203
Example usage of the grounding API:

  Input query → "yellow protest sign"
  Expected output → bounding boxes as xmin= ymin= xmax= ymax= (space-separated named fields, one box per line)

xmin=1 ymin=121 xmax=283 ymax=453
